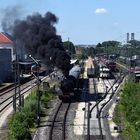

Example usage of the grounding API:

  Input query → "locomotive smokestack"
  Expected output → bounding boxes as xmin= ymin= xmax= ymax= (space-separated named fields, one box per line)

xmin=12 ymin=12 xmax=71 ymax=76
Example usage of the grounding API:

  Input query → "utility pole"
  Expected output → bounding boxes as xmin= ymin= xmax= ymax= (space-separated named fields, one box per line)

xmin=29 ymin=55 xmax=40 ymax=126
xmin=13 ymin=54 xmax=17 ymax=112
xmin=126 ymin=43 xmax=131 ymax=78
xmin=37 ymin=63 xmax=40 ymax=126
xmin=17 ymin=55 xmax=21 ymax=111
xmin=13 ymin=49 xmax=21 ymax=111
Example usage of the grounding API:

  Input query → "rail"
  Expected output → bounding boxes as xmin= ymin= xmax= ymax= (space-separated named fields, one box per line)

xmin=49 ymin=102 xmax=71 ymax=140
xmin=0 ymin=76 xmax=48 ymax=113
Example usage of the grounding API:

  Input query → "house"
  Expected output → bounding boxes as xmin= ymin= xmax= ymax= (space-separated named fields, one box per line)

xmin=0 ymin=32 xmax=48 ymax=82
xmin=75 ymin=47 xmax=83 ymax=55
xmin=0 ymin=32 xmax=14 ymax=82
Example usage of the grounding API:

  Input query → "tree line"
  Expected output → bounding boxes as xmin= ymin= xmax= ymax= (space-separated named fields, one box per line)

xmin=63 ymin=39 xmax=140 ymax=59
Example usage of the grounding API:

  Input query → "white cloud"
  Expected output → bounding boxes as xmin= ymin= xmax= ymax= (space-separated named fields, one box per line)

xmin=95 ymin=8 xmax=107 ymax=14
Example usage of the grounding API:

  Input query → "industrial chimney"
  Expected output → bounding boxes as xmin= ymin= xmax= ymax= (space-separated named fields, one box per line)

xmin=127 ymin=32 xmax=129 ymax=43
xmin=131 ymin=33 xmax=135 ymax=40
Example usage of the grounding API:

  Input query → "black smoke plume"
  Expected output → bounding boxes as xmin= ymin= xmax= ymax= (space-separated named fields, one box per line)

xmin=1 ymin=5 xmax=24 ymax=34
xmin=12 ymin=12 xmax=71 ymax=76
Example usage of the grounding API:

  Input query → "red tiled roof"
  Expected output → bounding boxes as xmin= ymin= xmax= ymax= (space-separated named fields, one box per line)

xmin=0 ymin=32 xmax=13 ymax=44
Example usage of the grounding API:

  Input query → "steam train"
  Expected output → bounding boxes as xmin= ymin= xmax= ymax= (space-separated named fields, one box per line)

xmin=59 ymin=65 xmax=81 ymax=101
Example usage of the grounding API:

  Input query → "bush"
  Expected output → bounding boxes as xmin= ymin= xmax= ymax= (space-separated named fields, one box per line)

xmin=22 ymin=93 xmax=36 ymax=113
xmin=41 ymin=88 xmax=56 ymax=107
xmin=115 ymin=82 xmax=140 ymax=139
xmin=9 ymin=112 xmax=31 ymax=140
xmin=8 ymin=88 xmax=56 ymax=139
xmin=8 ymin=93 xmax=37 ymax=140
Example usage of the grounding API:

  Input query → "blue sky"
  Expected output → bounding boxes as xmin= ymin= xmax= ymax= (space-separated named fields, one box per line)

xmin=0 ymin=0 xmax=140 ymax=45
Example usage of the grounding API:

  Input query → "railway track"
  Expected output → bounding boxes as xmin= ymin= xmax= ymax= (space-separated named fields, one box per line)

xmin=98 ymin=75 xmax=124 ymax=117
xmin=86 ymin=78 xmax=104 ymax=140
xmin=83 ymin=58 xmax=124 ymax=140
xmin=87 ymin=102 xmax=104 ymax=140
xmin=0 ymin=85 xmax=14 ymax=97
xmin=0 ymin=76 xmax=48 ymax=113
xmin=0 ymin=76 xmax=34 ymax=97
xmin=49 ymin=101 xmax=71 ymax=140
xmin=87 ymin=74 xmax=123 ymax=140
xmin=0 ymin=79 xmax=36 ymax=105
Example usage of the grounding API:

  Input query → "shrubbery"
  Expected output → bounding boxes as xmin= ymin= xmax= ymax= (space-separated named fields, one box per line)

xmin=8 ymin=88 xmax=56 ymax=140
xmin=115 ymin=82 xmax=140 ymax=139
xmin=41 ymin=88 xmax=55 ymax=107
xmin=9 ymin=112 xmax=32 ymax=140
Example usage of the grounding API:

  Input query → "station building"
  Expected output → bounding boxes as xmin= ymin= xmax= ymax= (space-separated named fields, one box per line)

xmin=0 ymin=32 xmax=14 ymax=82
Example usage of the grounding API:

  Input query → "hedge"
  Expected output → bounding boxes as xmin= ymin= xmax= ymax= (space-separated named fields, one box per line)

xmin=8 ymin=88 xmax=56 ymax=140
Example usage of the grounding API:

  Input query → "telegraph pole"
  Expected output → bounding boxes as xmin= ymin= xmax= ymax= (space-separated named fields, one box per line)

xmin=37 ymin=63 xmax=40 ymax=126
xmin=17 ymin=55 xmax=21 ymax=111
xmin=13 ymin=40 xmax=22 ymax=112
xmin=13 ymin=49 xmax=21 ymax=111
xmin=126 ymin=43 xmax=131 ymax=78
xmin=29 ymin=55 xmax=40 ymax=126
xmin=13 ymin=54 xmax=17 ymax=112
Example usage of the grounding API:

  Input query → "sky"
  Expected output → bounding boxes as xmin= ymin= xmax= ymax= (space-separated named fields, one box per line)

xmin=0 ymin=0 xmax=140 ymax=45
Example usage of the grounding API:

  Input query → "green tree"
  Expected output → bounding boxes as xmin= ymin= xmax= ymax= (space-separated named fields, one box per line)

xmin=63 ymin=41 xmax=76 ymax=56
xmin=128 ymin=40 xmax=140 ymax=56
xmin=96 ymin=43 xmax=102 ymax=48
xmin=101 ymin=40 xmax=120 ymax=48
xmin=99 ymin=40 xmax=120 ymax=55
xmin=86 ymin=47 xmax=96 ymax=57
xmin=95 ymin=43 xmax=104 ymax=54
xmin=128 ymin=40 xmax=140 ymax=48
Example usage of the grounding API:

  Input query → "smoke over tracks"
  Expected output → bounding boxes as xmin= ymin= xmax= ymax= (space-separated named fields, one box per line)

xmin=13 ymin=12 xmax=71 ymax=75
xmin=3 ymin=8 xmax=71 ymax=76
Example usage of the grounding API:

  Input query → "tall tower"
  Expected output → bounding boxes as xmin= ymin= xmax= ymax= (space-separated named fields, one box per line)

xmin=127 ymin=32 xmax=129 ymax=43
xmin=131 ymin=33 xmax=135 ymax=40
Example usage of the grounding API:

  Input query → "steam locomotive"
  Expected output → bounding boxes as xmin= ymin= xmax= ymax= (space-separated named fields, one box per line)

xmin=59 ymin=65 xmax=81 ymax=101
